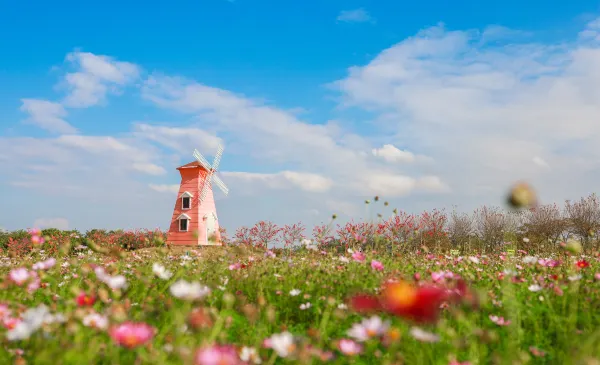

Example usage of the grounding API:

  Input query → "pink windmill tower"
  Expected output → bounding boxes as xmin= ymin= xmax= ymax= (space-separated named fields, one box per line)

xmin=166 ymin=145 xmax=229 ymax=246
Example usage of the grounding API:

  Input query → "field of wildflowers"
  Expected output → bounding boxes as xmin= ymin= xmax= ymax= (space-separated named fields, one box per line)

xmin=3 ymin=191 xmax=600 ymax=364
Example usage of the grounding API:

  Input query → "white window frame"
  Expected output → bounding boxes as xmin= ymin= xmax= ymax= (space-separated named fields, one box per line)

xmin=177 ymin=213 xmax=191 ymax=232
xmin=180 ymin=191 xmax=193 ymax=210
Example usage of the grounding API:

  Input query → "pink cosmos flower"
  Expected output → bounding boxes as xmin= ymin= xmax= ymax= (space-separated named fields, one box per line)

xmin=352 ymin=251 xmax=365 ymax=262
xmin=371 ymin=260 xmax=384 ymax=271
xmin=31 ymin=235 xmax=45 ymax=245
xmin=489 ymin=315 xmax=511 ymax=326
xmin=195 ymin=345 xmax=243 ymax=365
xmin=0 ymin=304 xmax=10 ymax=319
xmin=32 ymin=258 xmax=56 ymax=271
xmin=337 ymin=339 xmax=363 ymax=356
xmin=595 ymin=273 xmax=600 ymax=281
xmin=27 ymin=272 xmax=40 ymax=293
xmin=109 ymin=321 xmax=155 ymax=348
xmin=228 ymin=263 xmax=242 ymax=271
xmin=9 ymin=268 xmax=30 ymax=286
xmin=2 ymin=316 xmax=21 ymax=330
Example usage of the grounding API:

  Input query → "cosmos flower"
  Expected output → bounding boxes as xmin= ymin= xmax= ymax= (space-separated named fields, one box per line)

xmin=170 ymin=279 xmax=211 ymax=301
xmin=409 ymin=327 xmax=440 ymax=342
xmin=152 ymin=263 xmax=173 ymax=280
xmin=8 ymin=268 xmax=30 ymax=286
xmin=268 ymin=331 xmax=296 ymax=358
xmin=239 ymin=346 xmax=262 ymax=364
xmin=352 ymin=251 xmax=366 ymax=263
xmin=337 ymin=339 xmax=363 ymax=355
xmin=350 ymin=280 xmax=450 ymax=324
xmin=195 ymin=345 xmax=243 ymax=365
xmin=370 ymin=260 xmax=384 ymax=271
xmin=347 ymin=316 xmax=390 ymax=342
xmin=489 ymin=315 xmax=511 ymax=326
xmin=82 ymin=313 xmax=108 ymax=330
xmin=109 ymin=321 xmax=155 ymax=348
xmin=32 ymin=258 xmax=56 ymax=271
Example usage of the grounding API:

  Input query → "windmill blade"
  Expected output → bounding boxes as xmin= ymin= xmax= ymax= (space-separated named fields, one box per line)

xmin=193 ymin=149 xmax=212 ymax=170
xmin=212 ymin=174 xmax=229 ymax=196
xmin=199 ymin=172 xmax=214 ymax=204
xmin=211 ymin=145 xmax=224 ymax=171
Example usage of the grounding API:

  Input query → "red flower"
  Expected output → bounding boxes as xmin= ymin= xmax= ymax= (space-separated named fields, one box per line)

xmin=76 ymin=292 xmax=96 ymax=307
xmin=576 ymin=260 xmax=590 ymax=269
xmin=350 ymin=281 xmax=449 ymax=324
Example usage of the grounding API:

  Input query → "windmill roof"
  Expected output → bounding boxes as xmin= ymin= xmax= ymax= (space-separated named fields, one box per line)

xmin=176 ymin=161 xmax=209 ymax=170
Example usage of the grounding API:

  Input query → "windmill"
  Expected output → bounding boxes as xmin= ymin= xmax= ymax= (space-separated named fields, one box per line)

xmin=166 ymin=145 xmax=229 ymax=246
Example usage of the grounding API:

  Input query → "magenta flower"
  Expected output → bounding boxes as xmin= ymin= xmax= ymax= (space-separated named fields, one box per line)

xmin=370 ymin=260 xmax=384 ymax=271
xmin=195 ymin=345 xmax=243 ymax=365
xmin=109 ymin=321 xmax=155 ymax=348
xmin=352 ymin=251 xmax=365 ymax=262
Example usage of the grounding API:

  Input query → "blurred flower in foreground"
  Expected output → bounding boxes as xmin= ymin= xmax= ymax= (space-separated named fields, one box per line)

xmin=350 ymin=281 xmax=450 ymax=324
xmin=195 ymin=345 xmax=243 ymax=365
xmin=170 ymin=280 xmax=211 ymax=301
xmin=109 ymin=321 xmax=155 ymax=348
xmin=152 ymin=263 xmax=173 ymax=280
xmin=337 ymin=339 xmax=363 ymax=355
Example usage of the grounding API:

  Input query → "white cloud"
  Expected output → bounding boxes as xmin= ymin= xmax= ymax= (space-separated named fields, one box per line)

xmin=33 ymin=218 xmax=69 ymax=230
xmin=334 ymin=18 xmax=600 ymax=207
xmin=337 ymin=8 xmax=373 ymax=23
xmin=20 ymin=99 xmax=77 ymax=134
xmin=532 ymin=156 xmax=550 ymax=169
xmin=372 ymin=144 xmax=415 ymax=163
xmin=61 ymin=51 xmax=140 ymax=108
xmin=149 ymin=184 xmax=180 ymax=194
xmin=132 ymin=123 xmax=222 ymax=154
xmin=132 ymin=163 xmax=166 ymax=175
xmin=223 ymin=171 xmax=334 ymax=193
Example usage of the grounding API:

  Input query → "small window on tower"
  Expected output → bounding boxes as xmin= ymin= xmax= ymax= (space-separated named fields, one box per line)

xmin=179 ymin=218 xmax=188 ymax=232
xmin=182 ymin=197 xmax=191 ymax=209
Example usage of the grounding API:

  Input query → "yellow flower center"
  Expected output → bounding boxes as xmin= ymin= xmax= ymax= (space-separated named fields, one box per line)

xmin=384 ymin=282 xmax=418 ymax=309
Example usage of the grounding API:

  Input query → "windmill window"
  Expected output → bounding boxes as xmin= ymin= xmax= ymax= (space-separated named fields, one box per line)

xmin=180 ymin=191 xmax=193 ymax=210
xmin=177 ymin=213 xmax=191 ymax=232
xmin=179 ymin=218 xmax=189 ymax=232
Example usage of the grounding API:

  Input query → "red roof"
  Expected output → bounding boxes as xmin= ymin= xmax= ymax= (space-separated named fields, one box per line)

xmin=176 ymin=161 xmax=208 ymax=170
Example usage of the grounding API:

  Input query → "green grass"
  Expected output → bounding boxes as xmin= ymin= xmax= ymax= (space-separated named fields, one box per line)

xmin=1 ymin=243 xmax=600 ymax=365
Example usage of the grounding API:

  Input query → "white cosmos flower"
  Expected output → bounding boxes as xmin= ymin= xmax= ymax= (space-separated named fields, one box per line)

xmin=170 ymin=279 xmax=211 ymax=301
xmin=528 ymin=284 xmax=542 ymax=292
xmin=347 ymin=316 xmax=390 ymax=342
xmin=7 ymin=305 xmax=57 ymax=341
xmin=410 ymin=327 xmax=440 ymax=343
xmin=240 ymin=346 xmax=262 ymax=364
xmin=152 ymin=263 xmax=173 ymax=280
xmin=269 ymin=331 xmax=295 ymax=358
xmin=82 ymin=313 xmax=108 ymax=330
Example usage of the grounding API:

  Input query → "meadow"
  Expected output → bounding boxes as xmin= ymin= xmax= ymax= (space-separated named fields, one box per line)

xmin=2 ymin=191 xmax=600 ymax=364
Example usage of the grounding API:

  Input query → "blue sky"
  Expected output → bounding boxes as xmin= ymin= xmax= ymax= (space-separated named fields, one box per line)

xmin=2 ymin=1 xmax=600 ymax=233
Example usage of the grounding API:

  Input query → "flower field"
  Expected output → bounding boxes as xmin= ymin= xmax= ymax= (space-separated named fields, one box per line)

xmin=3 ymin=193 xmax=600 ymax=364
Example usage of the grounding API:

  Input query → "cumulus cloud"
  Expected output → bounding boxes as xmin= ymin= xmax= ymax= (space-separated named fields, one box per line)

xmin=149 ymin=184 xmax=180 ymax=193
xmin=222 ymin=171 xmax=334 ymax=193
xmin=372 ymin=144 xmax=415 ymax=163
xmin=132 ymin=123 xmax=222 ymax=154
xmin=334 ymin=18 xmax=600 ymax=207
xmin=61 ymin=51 xmax=140 ymax=108
xmin=20 ymin=99 xmax=76 ymax=134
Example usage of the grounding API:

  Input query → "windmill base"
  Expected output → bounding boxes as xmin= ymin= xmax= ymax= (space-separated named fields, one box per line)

xmin=166 ymin=241 xmax=224 ymax=247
